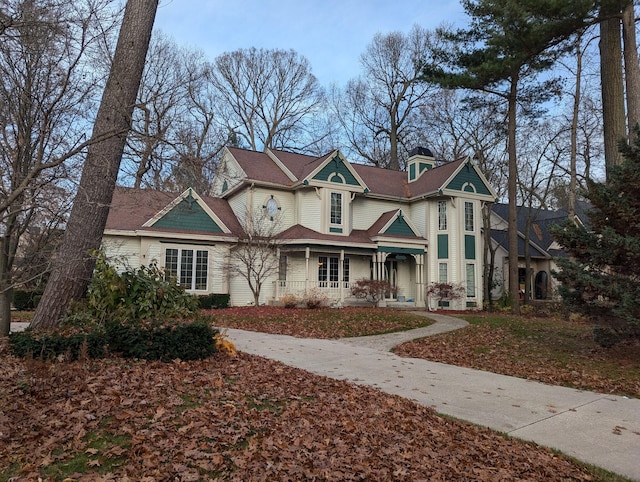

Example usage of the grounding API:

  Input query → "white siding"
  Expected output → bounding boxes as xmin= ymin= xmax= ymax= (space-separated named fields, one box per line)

xmin=228 ymin=191 xmax=248 ymax=226
xmin=102 ymin=236 xmax=141 ymax=270
xmin=351 ymin=197 xmax=404 ymax=230
xmin=408 ymin=202 xmax=427 ymax=237
xmin=298 ymin=190 xmax=322 ymax=230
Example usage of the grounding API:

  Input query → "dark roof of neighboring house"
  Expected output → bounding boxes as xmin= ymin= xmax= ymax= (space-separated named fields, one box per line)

xmin=105 ymin=186 xmax=245 ymax=237
xmin=491 ymin=201 xmax=591 ymax=258
xmin=490 ymin=229 xmax=548 ymax=258
xmin=227 ymin=146 xmax=469 ymax=199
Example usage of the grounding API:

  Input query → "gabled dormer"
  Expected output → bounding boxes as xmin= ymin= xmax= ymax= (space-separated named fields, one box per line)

xmin=407 ymin=147 xmax=436 ymax=183
xmin=304 ymin=150 xmax=369 ymax=193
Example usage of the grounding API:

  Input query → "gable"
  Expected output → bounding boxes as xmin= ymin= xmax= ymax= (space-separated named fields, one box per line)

xmin=384 ymin=213 xmax=417 ymax=236
xmin=445 ymin=162 xmax=492 ymax=196
xmin=152 ymin=194 xmax=223 ymax=233
xmin=311 ymin=154 xmax=363 ymax=187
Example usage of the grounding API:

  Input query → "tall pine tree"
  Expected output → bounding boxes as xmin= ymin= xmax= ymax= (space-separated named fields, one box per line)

xmin=552 ymin=133 xmax=640 ymax=345
xmin=422 ymin=0 xmax=594 ymax=313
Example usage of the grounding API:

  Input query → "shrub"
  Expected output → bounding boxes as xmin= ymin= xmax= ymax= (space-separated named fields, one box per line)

xmin=426 ymin=282 xmax=466 ymax=308
xmin=9 ymin=255 xmax=218 ymax=362
xmin=280 ymin=293 xmax=299 ymax=308
xmin=9 ymin=318 xmax=218 ymax=362
xmin=105 ymin=318 xmax=218 ymax=361
xmin=198 ymin=293 xmax=230 ymax=309
xmin=13 ymin=290 xmax=41 ymax=311
xmin=302 ymin=288 xmax=328 ymax=309
xmin=69 ymin=254 xmax=199 ymax=324
xmin=350 ymin=279 xmax=395 ymax=307
xmin=9 ymin=329 xmax=107 ymax=361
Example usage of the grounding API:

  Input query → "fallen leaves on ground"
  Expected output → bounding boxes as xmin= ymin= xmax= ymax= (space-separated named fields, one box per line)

xmin=206 ymin=306 xmax=433 ymax=338
xmin=394 ymin=314 xmax=640 ymax=398
xmin=1 ymin=340 xmax=599 ymax=481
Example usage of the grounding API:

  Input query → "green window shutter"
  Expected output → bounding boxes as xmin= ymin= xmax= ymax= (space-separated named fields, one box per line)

xmin=437 ymin=234 xmax=449 ymax=259
xmin=465 ymin=234 xmax=476 ymax=259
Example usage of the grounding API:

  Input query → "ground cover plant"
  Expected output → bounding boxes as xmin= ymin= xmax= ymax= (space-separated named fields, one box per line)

xmin=394 ymin=312 xmax=640 ymax=398
xmin=0 ymin=340 xmax=621 ymax=481
xmin=206 ymin=306 xmax=434 ymax=338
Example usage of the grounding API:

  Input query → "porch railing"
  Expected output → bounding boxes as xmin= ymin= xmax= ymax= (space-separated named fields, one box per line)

xmin=274 ymin=280 xmax=353 ymax=301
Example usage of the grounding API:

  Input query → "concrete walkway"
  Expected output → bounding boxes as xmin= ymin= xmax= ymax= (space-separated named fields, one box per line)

xmin=225 ymin=313 xmax=640 ymax=481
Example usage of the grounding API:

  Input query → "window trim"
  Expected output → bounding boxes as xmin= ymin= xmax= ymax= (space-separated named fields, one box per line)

xmin=438 ymin=200 xmax=447 ymax=230
xmin=466 ymin=263 xmax=476 ymax=298
xmin=330 ymin=191 xmax=343 ymax=226
xmin=318 ymin=255 xmax=349 ymax=288
xmin=465 ymin=201 xmax=474 ymax=231
xmin=438 ymin=262 xmax=448 ymax=284
xmin=164 ymin=246 xmax=209 ymax=291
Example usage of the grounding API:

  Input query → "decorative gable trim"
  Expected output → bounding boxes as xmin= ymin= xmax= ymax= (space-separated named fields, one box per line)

xmin=377 ymin=209 xmax=423 ymax=238
xmin=143 ymin=188 xmax=231 ymax=234
xmin=305 ymin=150 xmax=369 ymax=192
xmin=442 ymin=157 xmax=496 ymax=199
xmin=381 ymin=209 xmax=420 ymax=237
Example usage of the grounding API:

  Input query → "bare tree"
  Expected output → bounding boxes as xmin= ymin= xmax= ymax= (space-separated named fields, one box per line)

xmin=227 ymin=210 xmax=282 ymax=306
xmin=32 ymin=0 xmax=158 ymax=330
xmin=122 ymin=31 xmax=187 ymax=189
xmin=166 ymin=53 xmax=229 ymax=194
xmin=334 ymin=25 xmax=439 ymax=170
xmin=0 ymin=0 xmax=118 ymax=336
xmin=210 ymin=47 xmax=325 ymax=153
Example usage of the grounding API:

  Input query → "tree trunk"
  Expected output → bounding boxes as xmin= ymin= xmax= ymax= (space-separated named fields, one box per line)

xmin=31 ymin=0 xmax=158 ymax=330
xmin=507 ymin=76 xmax=520 ymax=315
xmin=599 ymin=6 xmax=626 ymax=176
xmin=569 ymin=34 xmax=583 ymax=219
xmin=622 ymin=2 xmax=640 ymax=141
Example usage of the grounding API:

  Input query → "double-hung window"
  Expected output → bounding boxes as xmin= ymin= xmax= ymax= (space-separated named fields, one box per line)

xmin=465 ymin=201 xmax=474 ymax=231
xmin=330 ymin=192 xmax=342 ymax=226
xmin=438 ymin=201 xmax=447 ymax=230
xmin=165 ymin=247 xmax=208 ymax=291
xmin=438 ymin=262 xmax=448 ymax=284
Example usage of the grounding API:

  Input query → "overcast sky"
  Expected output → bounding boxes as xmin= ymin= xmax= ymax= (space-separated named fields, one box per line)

xmin=154 ymin=0 xmax=466 ymax=87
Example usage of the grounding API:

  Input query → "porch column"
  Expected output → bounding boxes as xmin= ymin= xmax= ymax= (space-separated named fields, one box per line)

xmin=415 ymin=254 xmax=425 ymax=308
xmin=372 ymin=253 xmax=378 ymax=280
xmin=339 ymin=249 xmax=345 ymax=302
xmin=305 ymin=247 xmax=310 ymax=293
xmin=275 ymin=247 xmax=281 ymax=301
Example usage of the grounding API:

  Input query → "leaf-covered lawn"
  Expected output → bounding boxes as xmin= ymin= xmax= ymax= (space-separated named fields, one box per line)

xmin=205 ymin=306 xmax=434 ymax=338
xmin=1 ymin=343 xmax=613 ymax=481
xmin=394 ymin=313 xmax=640 ymax=398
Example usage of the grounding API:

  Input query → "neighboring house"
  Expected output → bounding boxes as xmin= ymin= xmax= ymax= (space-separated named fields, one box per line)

xmin=103 ymin=146 xmax=497 ymax=309
xmin=489 ymin=202 xmax=591 ymax=301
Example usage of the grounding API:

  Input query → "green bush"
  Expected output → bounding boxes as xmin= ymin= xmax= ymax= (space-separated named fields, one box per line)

xmin=197 ymin=293 xmax=230 ymax=309
xmin=105 ymin=319 xmax=218 ymax=361
xmin=8 ymin=255 xmax=218 ymax=362
xmin=9 ymin=329 xmax=107 ymax=360
xmin=73 ymin=254 xmax=199 ymax=324
xmin=13 ymin=290 xmax=41 ymax=311
xmin=9 ymin=319 xmax=218 ymax=362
